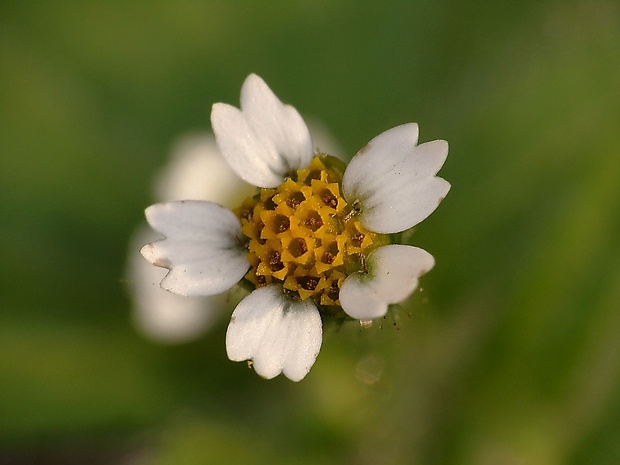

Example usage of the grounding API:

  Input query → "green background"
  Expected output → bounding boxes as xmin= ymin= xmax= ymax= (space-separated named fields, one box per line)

xmin=2 ymin=1 xmax=619 ymax=463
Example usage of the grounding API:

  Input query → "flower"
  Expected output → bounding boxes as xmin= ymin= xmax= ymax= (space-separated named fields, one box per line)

xmin=141 ymin=74 xmax=450 ymax=381
xmin=128 ymin=134 xmax=255 ymax=343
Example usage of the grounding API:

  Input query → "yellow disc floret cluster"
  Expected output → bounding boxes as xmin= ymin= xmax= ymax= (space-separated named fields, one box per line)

xmin=235 ymin=156 xmax=384 ymax=307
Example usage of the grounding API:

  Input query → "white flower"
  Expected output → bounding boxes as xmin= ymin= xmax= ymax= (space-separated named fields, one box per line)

xmin=128 ymin=134 xmax=254 ymax=343
xmin=141 ymin=74 xmax=450 ymax=380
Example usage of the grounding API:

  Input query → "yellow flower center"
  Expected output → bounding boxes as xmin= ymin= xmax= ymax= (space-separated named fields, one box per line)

xmin=235 ymin=155 xmax=386 ymax=307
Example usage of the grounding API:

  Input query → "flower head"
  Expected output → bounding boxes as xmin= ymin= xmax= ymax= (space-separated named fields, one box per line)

xmin=141 ymin=74 xmax=450 ymax=381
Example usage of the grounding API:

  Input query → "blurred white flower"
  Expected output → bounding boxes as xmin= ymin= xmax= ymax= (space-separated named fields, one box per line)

xmin=153 ymin=134 xmax=257 ymax=207
xmin=140 ymin=74 xmax=450 ymax=380
xmin=128 ymin=134 xmax=255 ymax=343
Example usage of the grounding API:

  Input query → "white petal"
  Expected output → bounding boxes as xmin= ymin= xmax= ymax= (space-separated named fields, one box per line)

xmin=128 ymin=227 xmax=223 ymax=343
xmin=211 ymin=103 xmax=286 ymax=187
xmin=154 ymin=133 xmax=256 ymax=207
xmin=211 ymin=74 xmax=313 ymax=188
xmin=226 ymin=285 xmax=322 ymax=381
xmin=339 ymin=245 xmax=435 ymax=320
xmin=342 ymin=123 xmax=451 ymax=234
xmin=240 ymin=74 xmax=314 ymax=171
xmin=141 ymin=201 xmax=249 ymax=296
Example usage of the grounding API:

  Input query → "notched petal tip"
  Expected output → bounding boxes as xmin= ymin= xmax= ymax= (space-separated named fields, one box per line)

xmin=241 ymin=73 xmax=270 ymax=99
xmin=144 ymin=203 xmax=161 ymax=225
xmin=414 ymin=139 xmax=449 ymax=177
xmin=226 ymin=285 xmax=322 ymax=381
xmin=139 ymin=201 xmax=249 ymax=297
xmin=435 ymin=180 xmax=451 ymax=206
xmin=140 ymin=243 xmax=170 ymax=269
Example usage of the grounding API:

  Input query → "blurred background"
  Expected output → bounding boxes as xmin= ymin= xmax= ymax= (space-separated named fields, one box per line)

xmin=1 ymin=0 xmax=619 ymax=464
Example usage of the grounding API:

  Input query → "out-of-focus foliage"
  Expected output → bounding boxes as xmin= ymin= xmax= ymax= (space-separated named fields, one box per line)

xmin=1 ymin=1 xmax=619 ymax=464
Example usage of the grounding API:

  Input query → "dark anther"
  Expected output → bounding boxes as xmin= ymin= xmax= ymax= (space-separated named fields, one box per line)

xmin=303 ymin=211 xmax=323 ymax=232
xmin=256 ymin=221 xmax=266 ymax=244
xmin=288 ymin=238 xmax=308 ymax=258
xmin=286 ymin=191 xmax=305 ymax=209
xmin=321 ymin=241 xmax=339 ymax=264
xmin=297 ymin=276 xmax=320 ymax=291
xmin=272 ymin=214 xmax=290 ymax=233
xmin=351 ymin=233 xmax=364 ymax=247
xmin=268 ymin=251 xmax=284 ymax=272
xmin=257 ymin=275 xmax=267 ymax=285
xmin=264 ymin=196 xmax=277 ymax=210
xmin=304 ymin=170 xmax=321 ymax=185
xmin=320 ymin=188 xmax=338 ymax=209
xmin=327 ymin=281 xmax=340 ymax=301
